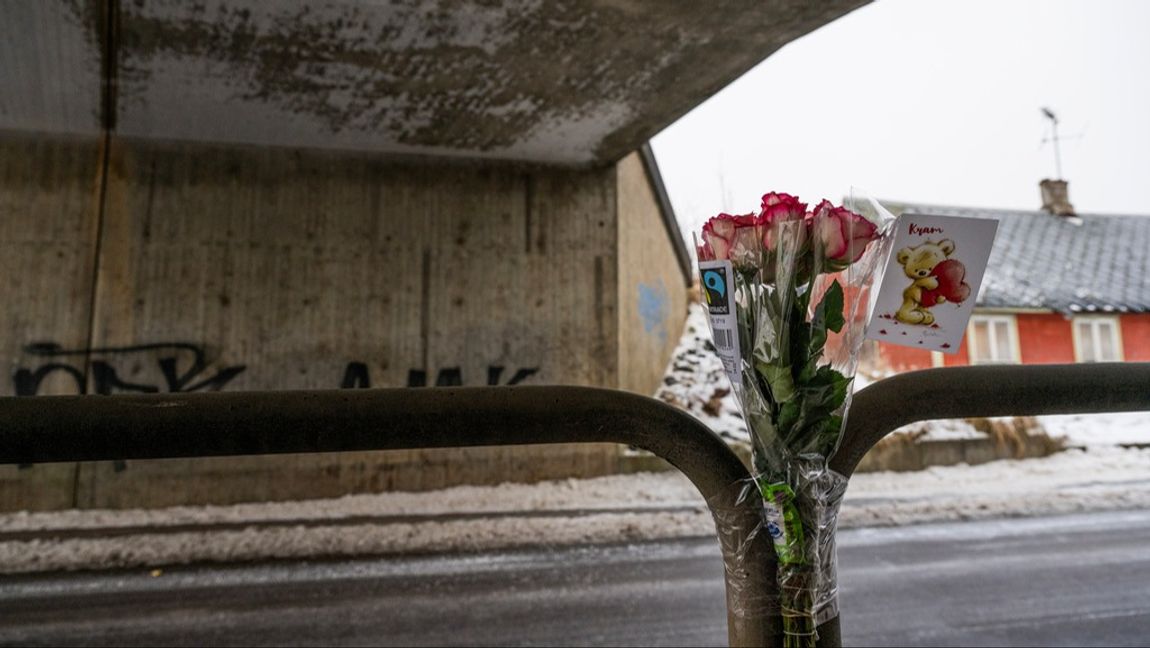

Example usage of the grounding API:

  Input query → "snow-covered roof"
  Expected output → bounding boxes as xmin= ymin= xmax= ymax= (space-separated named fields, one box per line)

xmin=884 ymin=201 xmax=1150 ymax=315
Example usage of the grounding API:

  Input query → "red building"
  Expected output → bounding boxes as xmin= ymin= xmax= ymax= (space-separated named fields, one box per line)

xmin=874 ymin=197 xmax=1150 ymax=372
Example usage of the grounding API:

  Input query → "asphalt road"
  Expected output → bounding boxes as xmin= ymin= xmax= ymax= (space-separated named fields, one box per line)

xmin=2 ymin=509 xmax=1150 ymax=647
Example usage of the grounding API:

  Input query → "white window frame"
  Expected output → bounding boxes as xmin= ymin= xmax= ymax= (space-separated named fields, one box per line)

xmin=967 ymin=314 xmax=1020 ymax=365
xmin=1072 ymin=315 xmax=1124 ymax=363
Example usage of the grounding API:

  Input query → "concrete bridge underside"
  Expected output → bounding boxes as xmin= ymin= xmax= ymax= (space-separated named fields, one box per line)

xmin=2 ymin=0 xmax=867 ymax=164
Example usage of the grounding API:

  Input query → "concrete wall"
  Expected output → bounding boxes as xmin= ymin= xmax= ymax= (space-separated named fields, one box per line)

xmin=0 ymin=133 xmax=105 ymax=511
xmin=1 ymin=133 xmax=688 ymax=510
xmin=616 ymin=152 xmax=688 ymax=394
xmin=90 ymin=138 xmax=619 ymax=391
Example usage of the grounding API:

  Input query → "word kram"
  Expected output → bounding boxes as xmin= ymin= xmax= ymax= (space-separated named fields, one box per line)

xmin=908 ymin=223 xmax=945 ymax=236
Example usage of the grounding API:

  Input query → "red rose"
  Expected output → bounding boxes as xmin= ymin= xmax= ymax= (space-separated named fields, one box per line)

xmin=701 ymin=212 xmax=759 ymax=268
xmin=809 ymin=200 xmax=879 ymax=267
xmin=701 ymin=215 xmax=734 ymax=261
xmin=759 ymin=192 xmax=807 ymax=251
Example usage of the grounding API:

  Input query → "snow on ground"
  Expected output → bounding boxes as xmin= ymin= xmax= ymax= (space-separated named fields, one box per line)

xmin=0 ymin=474 xmax=710 ymax=573
xmin=887 ymin=417 xmax=986 ymax=441
xmin=656 ymin=304 xmax=748 ymax=442
xmin=0 ymin=472 xmax=704 ymax=534
xmin=3 ymin=446 xmax=1150 ymax=573
xmin=0 ymin=509 xmax=716 ymax=575
xmin=1039 ymin=411 xmax=1150 ymax=448
xmin=845 ymin=445 xmax=1150 ymax=527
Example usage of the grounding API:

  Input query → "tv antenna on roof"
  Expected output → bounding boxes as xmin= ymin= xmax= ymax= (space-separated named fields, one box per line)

xmin=1039 ymin=108 xmax=1086 ymax=180
xmin=1040 ymin=107 xmax=1063 ymax=179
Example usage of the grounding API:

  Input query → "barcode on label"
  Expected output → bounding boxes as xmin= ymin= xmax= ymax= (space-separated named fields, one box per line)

xmin=713 ymin=328 xmax=734 ymax=350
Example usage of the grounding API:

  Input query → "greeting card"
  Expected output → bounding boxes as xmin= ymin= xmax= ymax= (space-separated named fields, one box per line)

xmin=866 ymin=213 xmax=999 ymax=353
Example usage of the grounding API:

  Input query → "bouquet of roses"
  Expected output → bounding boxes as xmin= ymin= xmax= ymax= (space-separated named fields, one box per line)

xmin=696 ymin=192 xmax=892 ymax=647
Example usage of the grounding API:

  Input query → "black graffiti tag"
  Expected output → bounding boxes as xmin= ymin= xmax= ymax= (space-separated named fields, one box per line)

xmin=14 ymin=344 xmax=539 ymax=395
xmin=13 ymin=342 xmax=247 ymax=396
xmin=340 ymin=362 xmax=539 ymax=388
xmin=11 ymin=345 xmax=538 ymax=473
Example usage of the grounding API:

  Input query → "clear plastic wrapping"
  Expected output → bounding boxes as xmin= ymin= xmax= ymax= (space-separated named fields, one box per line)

xmin=697 ymin=191 xmax=894 ymax=646
xmin=706 ymin=471 xmax=845 ymax=636
xmin=773 ymin=462 xmax=847 ymax=639
xmin=707 ymin=479 xmax=781 ymax=621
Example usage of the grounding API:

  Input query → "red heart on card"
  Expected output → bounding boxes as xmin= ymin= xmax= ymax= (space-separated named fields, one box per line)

xmin=920 ymin=259 xmax=970 ymax=307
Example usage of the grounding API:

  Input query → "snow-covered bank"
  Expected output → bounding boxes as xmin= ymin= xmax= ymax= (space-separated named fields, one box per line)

xmin=0 ymin=473 xmax=708 ymax=573
xmin=656 ymin=304 xmax=747 ymax=443
xmin=1040 ymin=411 xmax=1150 ymax=448
xmin=3 ymin=445 xmax=1149 ymax=573
xmin=845 ymin=445 xmax=1150 ymax=526
xmin=0 ymin=472 xmax=704 ymax=535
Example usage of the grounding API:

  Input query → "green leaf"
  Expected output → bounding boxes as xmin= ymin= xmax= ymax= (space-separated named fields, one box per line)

xmin=813 ymin=280 xmax=846 ymax=335
xmin=798 ymin=357 xmax=818 ymax=384
xmin=757 ymin=361 xmax=795 ymax=403
xmin=829 ymin=369 xmax=852 ymax=411
xmin=776 ymin=367 xmax=854 ymax=453
xmin=824 ymin=414 xmax=845 ymax=439
xmin=805 ymin=326 xmax=827 ymax=366
xmin=816 ymin=414 xmax=846 ymax=457
xmin=778 ymin=400 xmax=801 ymax=436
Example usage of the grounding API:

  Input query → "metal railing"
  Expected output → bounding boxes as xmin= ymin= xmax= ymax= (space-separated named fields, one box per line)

xmin=836 ymin=362 xmax=1150 ymax=475
xmin=0 ymin=384 xmax=779 ymax=645
xmin=1 ymin=362 xmax=1148 ymax=647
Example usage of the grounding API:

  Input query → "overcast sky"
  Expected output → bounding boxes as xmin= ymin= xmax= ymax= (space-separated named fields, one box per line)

xmin=652 ymin=0 xmax=1150 ymax=242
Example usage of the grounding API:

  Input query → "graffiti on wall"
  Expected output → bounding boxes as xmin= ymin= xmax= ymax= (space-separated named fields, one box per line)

xmin=637 ymin=279 xmax=669 ymax=342
xmin=9 ymin=343 xmax=539 ymax=471
xmin=13 ymin=343 xmax=247 ymax=396
xmin=341 ymin=363 xmax=539 ymax=388
xmin=12 ymin=343 xmax=540 ymax=396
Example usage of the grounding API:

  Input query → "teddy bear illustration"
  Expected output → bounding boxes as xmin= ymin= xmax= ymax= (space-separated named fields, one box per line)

xmin=895 ymin=239 xmax=971 ymax=325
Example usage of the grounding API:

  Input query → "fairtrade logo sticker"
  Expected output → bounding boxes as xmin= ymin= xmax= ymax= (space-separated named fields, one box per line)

xmin=701 ymin=266 xmax=730 ymax=315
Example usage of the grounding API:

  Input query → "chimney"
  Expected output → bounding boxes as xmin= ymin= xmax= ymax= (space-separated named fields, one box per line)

xmin=1040 ymin=179 xmax=1075 ymax=216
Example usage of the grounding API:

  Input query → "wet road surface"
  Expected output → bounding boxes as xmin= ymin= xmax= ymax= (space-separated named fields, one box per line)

xmin=2 ymin=509 xmax=1149 ymax=646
